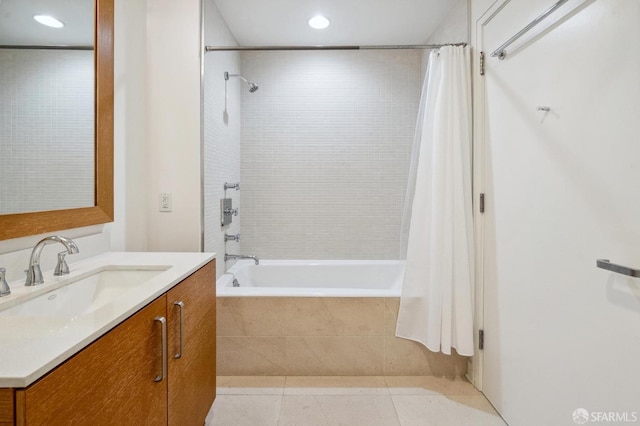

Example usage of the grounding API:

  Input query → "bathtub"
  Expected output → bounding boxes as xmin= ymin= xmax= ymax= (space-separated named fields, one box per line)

xmin=215 ymin=259 xmax=468 ymax=376
xmin=216 ymin=259 xmax=404 ymax=297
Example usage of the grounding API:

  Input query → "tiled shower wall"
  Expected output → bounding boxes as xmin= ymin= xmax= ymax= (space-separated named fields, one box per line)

xmin=0 ymin=49 xmax=94 ymax=215
xmin=204 ymin=1 xmax=242 ymax=278
xmin=240 ymin=50 xmax=423 ymax=259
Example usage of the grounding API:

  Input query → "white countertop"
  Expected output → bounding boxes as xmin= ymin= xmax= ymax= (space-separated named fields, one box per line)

xmin=0 ymin=252 xmax=215 ymax=388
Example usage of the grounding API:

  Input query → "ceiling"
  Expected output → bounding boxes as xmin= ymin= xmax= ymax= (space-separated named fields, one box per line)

xmin=0 ymin=0 xmax=459 ymax=47
xmin=213 ymin=0 xmax=459 ymax=46
xmin=0 ymin=0 xmax=93 ymax=46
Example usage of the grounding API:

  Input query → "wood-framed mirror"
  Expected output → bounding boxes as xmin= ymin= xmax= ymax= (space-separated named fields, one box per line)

xmin=0 ymin=0 xmax=114 ymax=241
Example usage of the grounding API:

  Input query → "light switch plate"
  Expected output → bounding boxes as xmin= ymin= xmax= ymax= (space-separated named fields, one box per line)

xmin=159 ymin=193 xmax=172 ymax=212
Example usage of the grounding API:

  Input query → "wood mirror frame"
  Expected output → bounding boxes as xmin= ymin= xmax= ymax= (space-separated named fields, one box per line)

xmin=0 ymin=0 xmax=114 ymax=241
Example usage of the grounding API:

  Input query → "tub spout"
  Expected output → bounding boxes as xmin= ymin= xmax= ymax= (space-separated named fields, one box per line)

xmin=224 ymin=254 xmax=259 ymax=265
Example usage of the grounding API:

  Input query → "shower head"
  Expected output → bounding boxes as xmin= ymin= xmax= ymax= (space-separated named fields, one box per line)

xmin=224 ymin=71 xmax=259 ymax=93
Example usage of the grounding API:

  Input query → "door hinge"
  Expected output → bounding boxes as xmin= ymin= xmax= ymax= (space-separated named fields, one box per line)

xmin=480 ymin=51 xmax=485 ymax=76
xmin=479 ymin=193 xmax=485 ymax=213
xmin=479 ymin=329 xmax=484 ymax=350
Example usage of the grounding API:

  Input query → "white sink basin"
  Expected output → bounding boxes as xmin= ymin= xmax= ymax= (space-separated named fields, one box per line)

xmin=0 ymin=266 xmax=170 ymax=318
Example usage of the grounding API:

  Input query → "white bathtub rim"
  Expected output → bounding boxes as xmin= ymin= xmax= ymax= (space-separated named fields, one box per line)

xmin=217 ymin=259 xmax=404 ymax=298
xmin=227 ymin=259 xmax=404 ymax=270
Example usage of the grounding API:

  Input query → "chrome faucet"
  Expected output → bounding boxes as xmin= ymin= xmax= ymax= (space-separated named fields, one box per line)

xmin=224 ymin=254 xmax=259 ymax=265
xmin=25 ymin=236 xmax=79 ymax=286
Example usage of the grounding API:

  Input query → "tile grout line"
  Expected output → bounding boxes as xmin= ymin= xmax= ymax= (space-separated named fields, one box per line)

xmin=385 ymin=372 xmax=402 ymax=424
xmin=387 ymin=389 xmax=405 ymax=426
xmin=275 ymin=385 xmax=286 ymax=426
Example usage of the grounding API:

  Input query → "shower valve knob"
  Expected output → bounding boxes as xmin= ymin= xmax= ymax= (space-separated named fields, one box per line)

xmin=224 ymin=208 xmax=238 ymax=217
xmin=224 ymin=182 xmax=240 ymax=190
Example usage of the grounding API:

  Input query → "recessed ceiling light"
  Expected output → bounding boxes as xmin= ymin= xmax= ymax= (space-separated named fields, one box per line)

xmin=34 ymin=15 xmax=65 ymax=28
xmin=308 ymin=15 xmax=330 ymax=30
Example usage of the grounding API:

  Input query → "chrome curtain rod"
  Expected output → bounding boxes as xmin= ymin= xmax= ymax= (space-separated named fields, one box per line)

xmin=490 ymin=0 xmax=569 ymax=60
xmin=0 ymin=45 xmax=93 ymax=51
xmin=205 ymin=43 xmax=466 ymax=52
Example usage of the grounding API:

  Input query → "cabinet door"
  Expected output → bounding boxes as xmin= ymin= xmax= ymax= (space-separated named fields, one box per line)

xmin=17 ymin=296 xmax=168 ymax=426
xmin=167 ymin=261 xmax=216 ymax=426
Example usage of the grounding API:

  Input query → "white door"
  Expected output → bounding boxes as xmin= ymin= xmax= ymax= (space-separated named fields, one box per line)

xmin=475 ymin=0 xmax=640 ymax=425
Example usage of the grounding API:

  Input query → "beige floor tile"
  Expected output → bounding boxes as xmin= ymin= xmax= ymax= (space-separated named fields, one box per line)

xmin=217 ymin=376 xmax=286 ymax=395
xmin=279 ymin=395 xmax=401 ymax=426
xmin=448 ymin=395 xmax=504 ymax=415
xmin=284 ymin=376 xmax=389 ymax=395
xmin=391 ymin=395 xmax=507 ymax=426
xmin=286 ymin=336 xmax=384 ymax=375
xmin=385 ymin=376 xmax=480 ymax=396
xmin=277 ymin=396 xmax=330 ymax=426
xmin=206 ymin=378 xmax=503 ymax=426
xmin=206 ymin=395 xmax=282 ymax=426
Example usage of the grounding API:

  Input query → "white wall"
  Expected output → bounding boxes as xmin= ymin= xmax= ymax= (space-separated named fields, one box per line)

xmin=239 ymin=50 xmax=421 ymax=260
xmin=425 ymin=0 xmax=469 ymax=45
xmin=146 ymin=0 xmax=202 ymax=252
xmin=474 ymin=0 xmax=640 ymax=424
xmin=0 ymin=50 xmax=94 ymax=214
xmin=203 ymin=0 xmax=241 ymax=278
xmin=115 ymin=0 xmax=149 ymax=252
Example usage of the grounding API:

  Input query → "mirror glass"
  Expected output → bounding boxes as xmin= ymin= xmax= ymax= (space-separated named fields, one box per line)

xmin=0 ymin=0 xmax=95 ymax=215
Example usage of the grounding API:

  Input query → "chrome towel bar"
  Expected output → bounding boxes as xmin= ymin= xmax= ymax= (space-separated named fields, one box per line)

xmin=491 ymin=0 xmax=569 ymax=60
xmin=596 ymin=259 xmax=640 ymax=278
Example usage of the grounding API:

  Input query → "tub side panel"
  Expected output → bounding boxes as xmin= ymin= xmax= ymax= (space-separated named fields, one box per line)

xmin=216 ymin=295 xmax=468 ymax=376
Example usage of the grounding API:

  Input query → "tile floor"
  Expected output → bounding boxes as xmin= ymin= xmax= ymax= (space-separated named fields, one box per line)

xmin=205 ymin=376 xmax=507 ymax=426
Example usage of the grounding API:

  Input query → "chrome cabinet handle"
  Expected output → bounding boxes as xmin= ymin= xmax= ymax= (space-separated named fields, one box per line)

xmin=154 ymin=316 xmax=167 ymax=382
xmin=174 ymin=301 xmax=185 ymax=359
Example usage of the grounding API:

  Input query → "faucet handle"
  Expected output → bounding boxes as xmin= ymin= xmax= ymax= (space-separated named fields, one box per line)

xmin=224 ymin=207 xmax=239 ymax=217
xmin=224 ymin=182 xmax=240 ymax=190
xmin=0 ymin=268 xmax=10 ymax=297
xmin=224 ymin=233 xmax=240 ymax=242
xmin=54 ymin=251 xmax=70 ymax=276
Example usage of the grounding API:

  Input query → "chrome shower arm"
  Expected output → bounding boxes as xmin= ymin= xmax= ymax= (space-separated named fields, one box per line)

xmin=224 ymin=71 xmax=247 ymax=83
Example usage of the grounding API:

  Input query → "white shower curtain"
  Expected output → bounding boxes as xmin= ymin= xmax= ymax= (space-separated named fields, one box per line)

xmin=395 ymin=46 xmax=474 ymax=356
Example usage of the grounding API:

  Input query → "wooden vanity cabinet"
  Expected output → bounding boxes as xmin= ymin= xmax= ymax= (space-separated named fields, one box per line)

xmin=167 ymin=261 xmax=217 ymax=425
xmin=16 ymin=297 xmax=168 ymax=425
xmin=9 ymin=261 xmax=216 ymax=426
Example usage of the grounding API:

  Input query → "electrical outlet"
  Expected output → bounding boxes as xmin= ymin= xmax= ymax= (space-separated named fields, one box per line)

xmin=159 ymin=193 xmax=172 ymax=212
